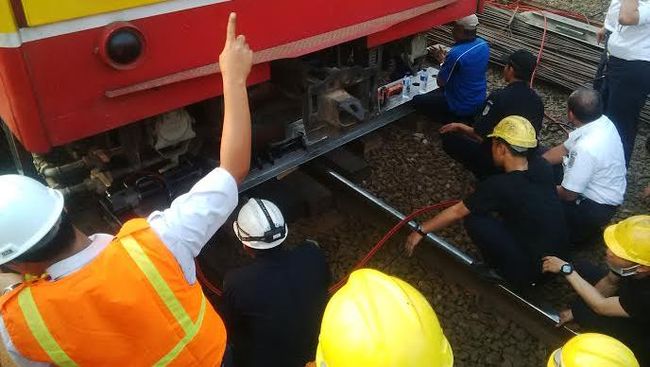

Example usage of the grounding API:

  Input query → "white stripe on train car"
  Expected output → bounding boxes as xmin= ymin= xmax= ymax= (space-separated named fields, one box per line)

xmin=0 ymin=33 xmax=21 ymax=48
xmin=0 ymin=0 xmax=231 ymax=48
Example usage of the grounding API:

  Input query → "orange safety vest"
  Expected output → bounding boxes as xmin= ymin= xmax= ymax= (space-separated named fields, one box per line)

xmin=0 ymin=219 xmax=226 ymax=366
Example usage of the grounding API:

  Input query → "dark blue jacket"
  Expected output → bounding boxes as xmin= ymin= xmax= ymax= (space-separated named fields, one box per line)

xmin=222 ymin=241 xmax=330 ymax=367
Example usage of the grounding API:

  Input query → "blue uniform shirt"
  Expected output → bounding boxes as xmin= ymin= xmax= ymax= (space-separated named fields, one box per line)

xmin=438 ymin=37 xmax=490 ymax=116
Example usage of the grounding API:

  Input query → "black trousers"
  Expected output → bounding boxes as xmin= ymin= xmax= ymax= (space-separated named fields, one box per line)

xmin=464 ymin=213 xmax=540 ymax=289
xmin=599 ymin=56 xmax=650 ymax=165
xmin=441 ymin=132 xmax=497 ymax=180
xmin=571 ymin=262 xmax=650 ymax=366
xmin=562 ymin=198 xmax=617 ymax=247
xmin=412 ymin=89 xmax=474 ymax=125
xmin=548 ymin=162 xmax=618 ymax=247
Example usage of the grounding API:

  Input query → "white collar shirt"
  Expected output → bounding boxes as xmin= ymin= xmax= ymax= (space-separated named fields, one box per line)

xmin=562 ymin=115 xmax=627 ymax=205
xmin=605 ymin=0 xmax=650 ymax=61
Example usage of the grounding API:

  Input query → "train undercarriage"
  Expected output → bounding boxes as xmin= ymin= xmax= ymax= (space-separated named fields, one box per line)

xmin=2 ymin=34 xmax=435 ymax=222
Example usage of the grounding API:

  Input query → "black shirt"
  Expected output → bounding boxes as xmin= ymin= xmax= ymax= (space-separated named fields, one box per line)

xmin=619 ymin=276 xmax=650 ymax=323
xmin=222 ymin=242 xmax=330 ymax=367
xmin=474 ymin=80 xmax=545 ymax=138
xmin=464 ymin=157 xmax=569 ymax=259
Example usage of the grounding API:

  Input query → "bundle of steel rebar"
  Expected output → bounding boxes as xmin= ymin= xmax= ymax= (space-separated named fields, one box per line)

xmin=426 ymin=5 xmax=650 ymax=124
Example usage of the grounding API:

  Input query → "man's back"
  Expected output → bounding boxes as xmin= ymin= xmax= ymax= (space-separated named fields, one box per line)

xmin=222 ymin=242 xmax=330 ymax=367
xmin=440 ymin=37 xmax=490 ymax=116
xmin=474 ymin=81 xmax=545 ymax=137
xmin=465 ymin=156 xmax=569 ymax=258
xmin=562 ymin=115 xmax=627 ymax=205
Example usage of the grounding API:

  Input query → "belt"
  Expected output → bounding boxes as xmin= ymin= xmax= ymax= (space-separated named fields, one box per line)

xmin=575 ymin=196 xmax=618 ymax=209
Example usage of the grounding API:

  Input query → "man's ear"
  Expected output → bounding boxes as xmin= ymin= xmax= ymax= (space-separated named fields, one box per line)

xmin=567 ymin=109 xmax=576 ymax=123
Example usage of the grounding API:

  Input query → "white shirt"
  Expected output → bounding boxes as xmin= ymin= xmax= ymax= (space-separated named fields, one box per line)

xmin=605 ymin=0 xmax=650 ymax=61
xmin=562 ymin=115 xmax=627 ymax=205
xmin=0 ymin=167 xmax=239 ymax=367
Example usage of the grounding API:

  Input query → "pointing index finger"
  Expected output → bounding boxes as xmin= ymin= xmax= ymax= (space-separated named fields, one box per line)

xmin=226 ymin=12 xmax=237 ymax=42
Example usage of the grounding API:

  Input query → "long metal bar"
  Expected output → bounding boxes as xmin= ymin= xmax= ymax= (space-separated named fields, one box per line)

xmin=327 ymin=168 xmax=579 ymax=333
xmin=240 ymin=105 xmax=413 ymax=192
xmin=326 ymin=169 xmax=475 ymax=266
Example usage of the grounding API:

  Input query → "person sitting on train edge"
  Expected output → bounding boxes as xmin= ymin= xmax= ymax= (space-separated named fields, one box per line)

xmin=0 ymin=13 xmax=252 ymax=367
xmin=305 ymin=269 xmax=453 ymax=367
xmin=439 ymin=49 xmax=544 ymax=180
xmin=547 ymin=333 xmax=639 ymax=367
xmin=412 ymin=14 xmax=490 ymax=124
xmin=543 ymin=88 xmax=626 ymax=247
xmin=406 ymin=116 xmax=569 ymax=289
xmin=222 ymin=198 xmax=330 ymax=367
xmin=542 ymin=215 xmax=650 ymax=366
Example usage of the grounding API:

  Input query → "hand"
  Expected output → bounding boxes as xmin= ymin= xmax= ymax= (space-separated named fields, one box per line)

xmin=439 ymin=122 xmax=469 ymax=135
xmin=405 ymin=232 xmax=424 ymax=256
xmin=557 ymin=309 xmax=574 ymax=327
xmin=596 ymin=27 xmax=606 ymax=45
xmin=431 ymin=46 xmax=447 ymax=64
xmin=219 ymin=13 xmax=253 ymax=85
xmin=542 ymin=256 xmax=568 ymax=274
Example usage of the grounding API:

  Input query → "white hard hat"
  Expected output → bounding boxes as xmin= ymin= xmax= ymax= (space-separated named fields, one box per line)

xmin=233 ymin=198 xmax=288 ymax=250
xmin=0 ymin=175 xmax=64 ymax=264
xmin=455 ymin=14 xmax=479 ymax=30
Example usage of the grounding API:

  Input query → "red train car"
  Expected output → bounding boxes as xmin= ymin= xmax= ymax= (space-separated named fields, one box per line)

xmin=0 ymin=0 xmax=480 ymax=215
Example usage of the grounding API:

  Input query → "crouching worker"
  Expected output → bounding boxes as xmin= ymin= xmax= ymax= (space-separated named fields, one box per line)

xmin=439 ymin=49 xmax=544 ymax=179
xmin=547 ymin=333 xmax=639 ymax=367
xmin=305 ymin=269 xmax=453 ymax=367
xmin=542 ymin=215 xmax=650 ymax=366
xmin=543 ymin=88 xmax=626 ymax=247
xmin=406 ymin=116 xmax=569 ymax=289
xmin=0 ymin=13 xmax=252 ymax=367
xmin=222 ymin=198 xmax=330 ymax=367
xmin=412 ymin=14 xmax=490 ymax=124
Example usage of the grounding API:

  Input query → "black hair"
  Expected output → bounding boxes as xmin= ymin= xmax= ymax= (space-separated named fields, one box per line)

xmin=494 ymin=138 xmax=529 ymax=157
xmin=13 ymin=212 xmax=76 ymax=263
xmin=509 ymin=61 xmax=532 ymax=81
xmin=507 ymin=50 xmax=537 ymax=81
xmin=568 ymin=88 xmax=603 ymax=123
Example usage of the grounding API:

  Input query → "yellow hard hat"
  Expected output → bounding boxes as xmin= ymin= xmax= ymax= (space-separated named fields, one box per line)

xmin=604 ymin=215 xmax=650 ymax=266
xmin=487 ymin=115 xmax=537 ymax=149
xmin=547 ymin=333 xmax=639 ymax=367
xmin=315 ymin=269 xmax=453 ymax=367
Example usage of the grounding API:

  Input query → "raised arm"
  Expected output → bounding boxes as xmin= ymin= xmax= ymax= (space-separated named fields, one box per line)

xmin=219 ymin=13 xmax=253 ymax=184
xmin=147 ymin=13 xmax=254 ymax=285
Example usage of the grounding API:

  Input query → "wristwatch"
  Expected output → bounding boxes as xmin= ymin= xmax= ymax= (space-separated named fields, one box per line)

xmin=560 ymin=263 xmax=574 ymax=276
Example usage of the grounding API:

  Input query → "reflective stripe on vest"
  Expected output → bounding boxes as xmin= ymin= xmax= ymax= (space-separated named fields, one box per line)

xmin=16 ymin=234 xmax=207 ymax=366
xmin=17 ymin=288 xmax=78 ymax=367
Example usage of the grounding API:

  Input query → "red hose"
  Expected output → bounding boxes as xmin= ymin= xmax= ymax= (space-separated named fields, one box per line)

xmin=327 ymin=200 xmax=459 ymax=293
xmin=196 ymin=200 xmax=459 ymax=296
